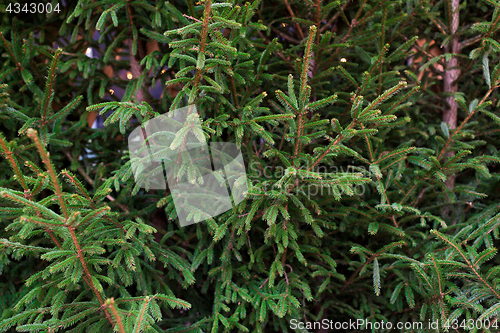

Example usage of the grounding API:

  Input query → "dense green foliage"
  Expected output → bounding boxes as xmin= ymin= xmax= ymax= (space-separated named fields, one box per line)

xmin=1 ymin=0 xmax=500 ymax=332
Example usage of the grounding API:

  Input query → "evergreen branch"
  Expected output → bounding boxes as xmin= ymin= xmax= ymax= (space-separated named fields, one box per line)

xmin=272 ymin=28 xmax=300 ymax=44
xmin=466 ymin=213 xmax=500 ymax=245
xmin=106 ymin=298 xmax=126 ymax=333
xmin=324 ymin=0 xmax=373 ymax=64
xmin=346 ymin=242 xmax=407 ymax=289
xmin=67 ymin=224 xmax=115 ymax=325
xmin=41 ymin=49 xmax=61 ymax=124
xmin=368 ymin=44 xmax=389 ymax=77
xmin=376 ymin=147 xmax=416 ymax=164
xmin=189 ymin=0 xmax=212 ymax=104
xmin=0 ymin=133 xmax=29 ymax=194
xmin=362 ymin=124 xmax=374 ymax=162
xmin=429 ymin=255 xmax=444 ymax=309
xmin=20 ymin=216 xmax=65 ymax=228
xmin=384 ymin=86 xmax=419 ymax=115
xmin=0 ymin=188 xmax=63 ymax=222
xmin=319 ymin=2 xmax=346 ymax=33
xmin=79 ymin=206 xmax=111 ymax=226
xmin=360 ymin=81 xmax=407 ymax=118
xmin=229 ymin=73 xmax=239 ymax=108
xmin=380 ymin=155 xmax=408 ymax=172
xmin=26 ymin=129 xmax=115 ymax=326
xmin=27 ymin=129 xmax=68 ymax=219
xmin=134 ymin=297 xmax=149 ymax=333
xmin=437 ymin=86 xmax=496 ymax=160
xmin=294 ymin=114 xmax=303 ymax=158
xmin=241 ymin=38 xmax=279 ymax=103
xmin=337 ymin=66 xmax=358 ymax=88
xmin=0 ymin=32 xmax=21 ymax=69
xmin=60 ymin=169 xmax=91 ymax=201
xmin=275 ymin=90 xmax=298 ymax=113
xmin=314 ymin=0 xmax=322 ymax=46
xmin=307 ymin=122 xmax=357 ymax=171
xmin=2 ymin=1 xmax=500 ymax=330
xmin=486 ymin=5 xmax=500 ymax=37
xmin=431 ymin=230 xmax=500 ymax=299
xmin=48 ymin=95 xmax=83 ymax=123
xmin=339 ymin=252 xmax=377 ymax=294
xmin=62 ymin=152 xmax=129 ymax=216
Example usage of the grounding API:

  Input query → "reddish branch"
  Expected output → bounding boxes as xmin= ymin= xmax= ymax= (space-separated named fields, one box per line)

xmin=106 ymin=298 xmax=126 ymax=333
xmin=1 ymin=135 xmax=63 ymax=247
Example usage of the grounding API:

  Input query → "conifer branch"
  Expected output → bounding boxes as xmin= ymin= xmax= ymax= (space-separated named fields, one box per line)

xmin=134 ymin=297 xmax=149 ymax=332
xmin=47 ymin=230 xmax=63 ymax=249
xmin=319 ymin=3 xmax=345 ymax=33
xmin=272 ymin=28 xmax=300 ymax=44
xmin=0 ymin=32 xmax=21 ymax=69
xmin=27 ymin=129 xmax=68 ymax=219
xmin=340 ymin=253 xmax=377 ymax=293
xmin=315 ymin=0 xmax=322 ymax=46
xmin=62 ymin=151 xmax=129 ymax=215
xmin=324 ymin=0 xmax=375 ymax=64
xmin=437 ymin=86 xmax=496 ymax=161
xmin=256 ymin=31 xmax=288 ymax=63
xmin=430 ymin=255 xmax=443 ymax=299
xmin=300 ymin=26 xmax=316 ymax=105
xmin=68 ymin=225 xmax=115 ymax=325
xmin=293 ymin=26 xmax=317 ymax=158
xmin=341 ymin=241 xmax=405 ymax=293
xmin=189 ymin=0 xmax=212 ymax=105
xmin=283 ymin=0 xmax=304 ymax=40
xmin=307 ymin=122 xmax=356 ymax=171
xmin=2 ymin=0 xmax=500 ymax=330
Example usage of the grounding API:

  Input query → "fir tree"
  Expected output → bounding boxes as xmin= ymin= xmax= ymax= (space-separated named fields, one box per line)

xmin=1 ymin=0 xmax=500 ymax=332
